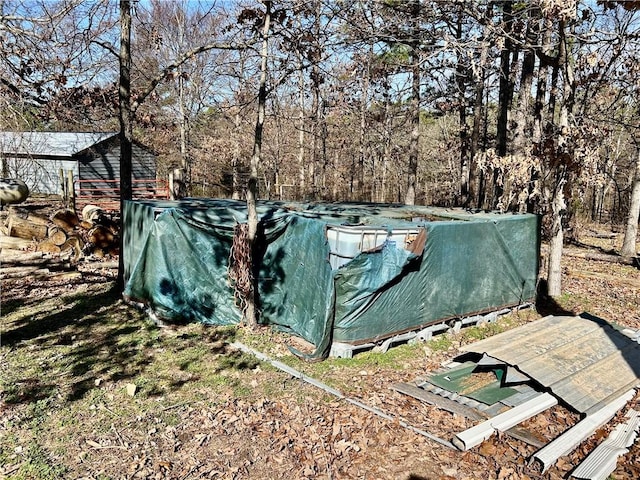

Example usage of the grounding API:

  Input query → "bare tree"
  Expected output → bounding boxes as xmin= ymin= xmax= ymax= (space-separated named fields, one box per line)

xmin=243 ymin=0 xmax=271 ymax=328
xmin=116 ymin=0 xmax=132 ymax=290
xmin=622 ymin=148 xmax=640 ymax=257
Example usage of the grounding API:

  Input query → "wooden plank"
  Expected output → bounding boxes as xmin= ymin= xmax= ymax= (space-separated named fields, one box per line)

xmin=518 ymin=326 xmax=631 ymax=388
xmin=461 ymin=315 xmax=600 ymax=365
xmin=503 ymin=425 xmax=547 ymax=449
xmin=391 ymin=382 xmax=487 ymax=421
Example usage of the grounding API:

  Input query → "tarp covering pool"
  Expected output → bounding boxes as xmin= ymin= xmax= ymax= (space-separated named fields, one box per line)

xmin=123 ymin=200 xmax=539 ymax=359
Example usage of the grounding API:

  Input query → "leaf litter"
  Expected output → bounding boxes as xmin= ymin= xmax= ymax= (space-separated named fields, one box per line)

xmin=1 ymin=232 xmax=639 ymax=479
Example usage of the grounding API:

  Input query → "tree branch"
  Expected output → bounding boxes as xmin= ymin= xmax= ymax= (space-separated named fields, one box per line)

xmin=132 ymin=41 xmax=248 ymax=113
xmin=91 ymin=39 xmax=119 ymax=58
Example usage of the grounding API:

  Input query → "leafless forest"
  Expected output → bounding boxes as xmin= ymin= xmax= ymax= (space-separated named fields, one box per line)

xmin=1 ymin=1 xmax=639 ymax=291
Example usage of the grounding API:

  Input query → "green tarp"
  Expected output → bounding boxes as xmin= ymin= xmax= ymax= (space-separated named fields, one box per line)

xmin=428 ymin=362 xmax=518 ymax=405
xmin=123 ymin=200 xmax=539 ymax=359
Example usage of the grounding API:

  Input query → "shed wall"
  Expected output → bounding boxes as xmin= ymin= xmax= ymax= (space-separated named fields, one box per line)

xmin=79 ymin=141 xmax=156 ymax=188
xmin=2 ymin=156 xmax=78 ymax=195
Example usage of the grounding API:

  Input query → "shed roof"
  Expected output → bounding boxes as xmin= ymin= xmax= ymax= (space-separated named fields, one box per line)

xmin=460 ymin=314 xmax=640 ymax=414
xmin=0 ymin=132 xmax=116 ymax=158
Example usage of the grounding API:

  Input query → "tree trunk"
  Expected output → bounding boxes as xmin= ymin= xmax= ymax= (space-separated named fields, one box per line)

xmin=232 ymin=52 xmax=247 ymax=201
xmin=621 ymin=149 xmax=640 ymax=257
xmin=319 ymin=99 xmax=328 ymax=200
xmin=245 ymin=0 xmax=271 ymax=328
xmin=404 ymin=1 xmax=421 ymax=206
xmin=547 ymin=20 xmax=575 ymax=297
xmin=470 ymin=5 xmax=492 ymax=209
xmin=455 ymin=7 xmax=470 ymax=206
xmin=178 ymin=73 xmax=189 ymax=193
xmin=381 ymin=87 xmax=391 ymax=203
xmin=470 ymin=68 xmax=486 ymax=208
xmin=232 ymin=103 xmax=242 ymax=200
xmin=297 ymin=54 xmax=306 ymax=199
xmin=494 ymin=1 xmax=514 ymax=208
xmin=547 ymin=174 xmax=566 ymax=297
xmin=309 ymin=3 xmax=322 ymax=201
xmin=117 ymin=0 xmax=133 ymax=291
xmin=357 ymin=56 xmax=368 ymax=201
xmin=512 ymin=10 xmax=538 ymax=213
xmin=310 ymin=59 xmax=319 ymax=200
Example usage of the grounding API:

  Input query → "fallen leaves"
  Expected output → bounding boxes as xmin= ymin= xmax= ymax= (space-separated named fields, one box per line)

xmin=2 ymin=232 xmax=639 ymax=480
xmin=126 ymin=383 xmax=137 ymax=397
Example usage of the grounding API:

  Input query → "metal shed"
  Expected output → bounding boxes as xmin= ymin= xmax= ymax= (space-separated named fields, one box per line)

xmin=0 ymin=131 xmax=157 ymax=196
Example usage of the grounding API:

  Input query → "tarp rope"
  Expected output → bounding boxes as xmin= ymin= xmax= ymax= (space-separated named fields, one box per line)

xmin=228 ymin=223 xmax=253 ymax=317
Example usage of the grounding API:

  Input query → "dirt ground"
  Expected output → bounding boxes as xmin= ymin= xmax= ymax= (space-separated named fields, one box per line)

xmin=1 ymin=223 xmax=639 ymax=480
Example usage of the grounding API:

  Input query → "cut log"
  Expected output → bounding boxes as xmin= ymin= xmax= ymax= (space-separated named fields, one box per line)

xmin=0 ymin=265 xmax=42 ymax=279
xmin=1 ymin=251 xmax=46 ymax=264
xmin=38 ymin=239 xmax=62 ymax=254
xmin=88 ymin=225 xmax=115 ymax=249
xmin=0 ymin=260 xmax=72 ymax=274
xmin=0 ymin=247 xmax=35 ymax=258
xmin=7 ymin=206 xmax=50 ymax=226
xmin=0 ymin=234 xmax=34 ymax=250
xmin=48 ymin=226 xmax=67 ymax=246
xmin=587 ymin=231 xmax=618 ymax=239
xmin=51 ymin=209 xmax=80 ymax=231
xmin=0 ymin=251 xmax=72 ymax=267
xmin=27 ymin=270 xmax=82 ymax=282
xmin=1 ymin=268 xmax=82 ymax=281
xmin=61 ymin=235 xmax=84 ymax=259
xmin=7 ymin=215 xmax=48 ymax=241
xmin=82 ymin=204 xmax=104 ymax=224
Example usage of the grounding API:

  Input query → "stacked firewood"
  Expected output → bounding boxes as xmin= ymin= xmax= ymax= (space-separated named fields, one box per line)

xmin=1 ymin=204 xmax=119 ymax=260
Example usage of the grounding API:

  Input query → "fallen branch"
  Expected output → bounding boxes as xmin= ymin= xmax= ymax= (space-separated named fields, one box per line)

xmin=0 ymin=251 xmax=73 ymax=267
xmin=78 ymin=260 xmax=119 ymax=271
xmin=569 ymin=269 xmax=640 ymax=288
xmin=23 ymin=270 xmax=82 ymax=282
xmin=0 ymin=266 xmax=43 ymax=278
xmin=587 ymin=232 xmax=618 ymax=239
xmin=563 ymin=249 xmax=638 ymax=266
